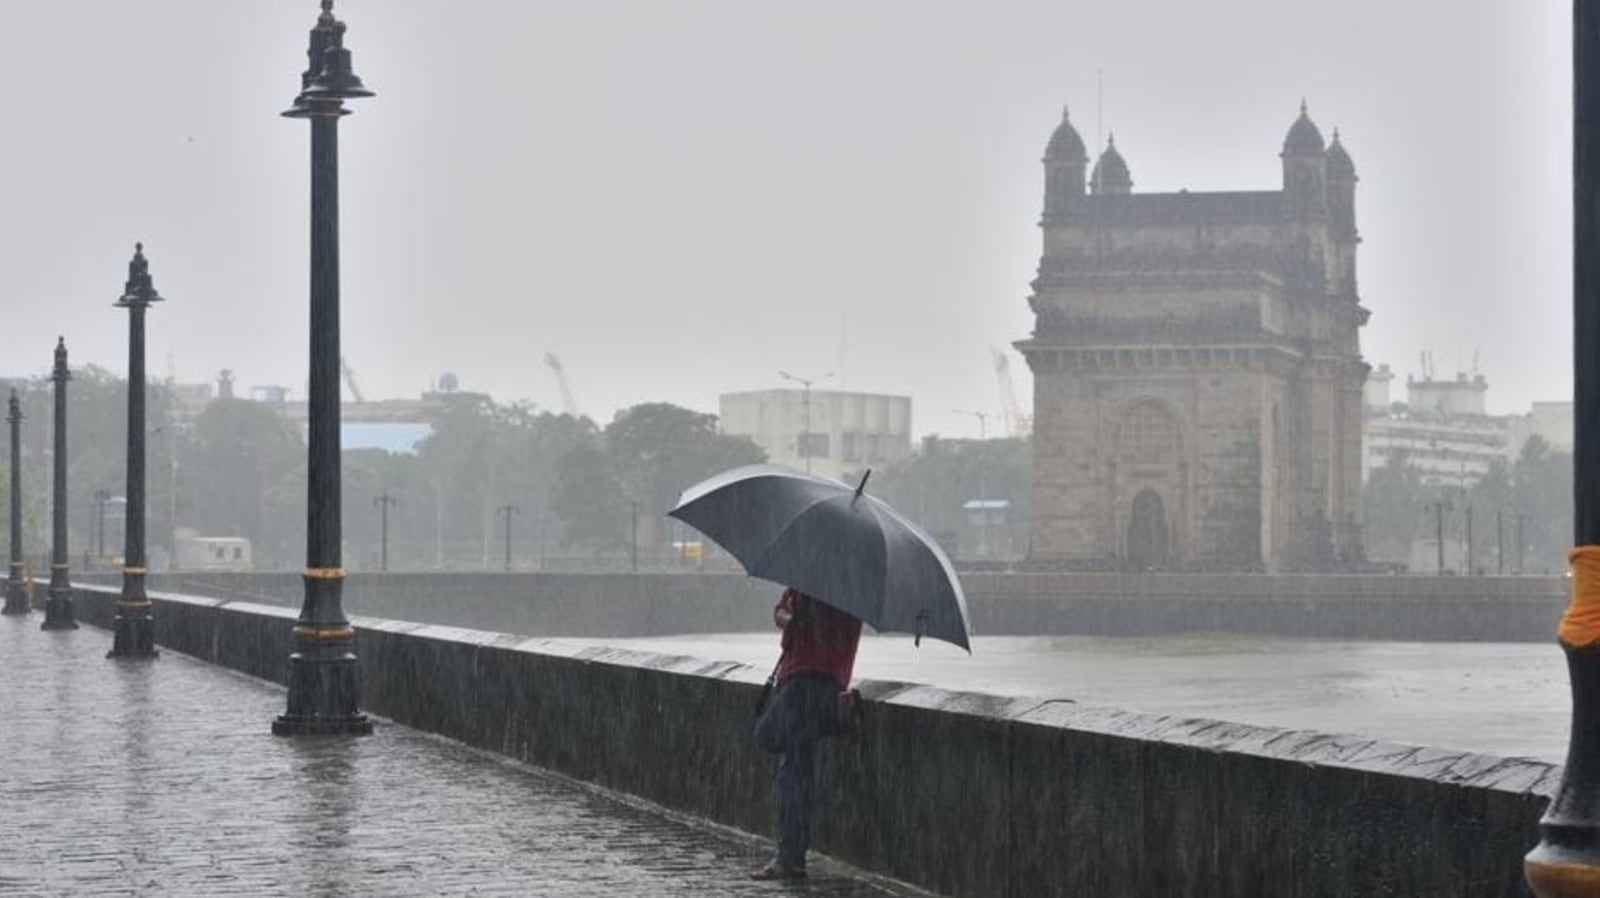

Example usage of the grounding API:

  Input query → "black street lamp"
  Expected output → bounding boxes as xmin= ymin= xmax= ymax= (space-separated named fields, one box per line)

xmin=272 ymin=0 xmax=375 ymax=737
xmin=374 ymin=493 xmax=396 ymax=572
xmin=1526 ymin=6 xmax=1600 ymax=891
xmin=109 ymin=243 xmax=162 ymax=659
xmin=41 ymin=338 xmax=76 ymax=631
xmin=2 ymin=390 xmax=26 ymax=615
xmin=496 ymin=504 xmax=519 ymax=572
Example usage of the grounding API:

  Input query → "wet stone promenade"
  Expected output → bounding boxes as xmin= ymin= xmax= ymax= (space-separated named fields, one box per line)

xmin=0 ymin=616 xmax=931 ymax=898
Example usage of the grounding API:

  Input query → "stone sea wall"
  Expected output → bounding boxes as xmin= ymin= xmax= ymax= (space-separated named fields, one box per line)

xmin=73 ymin=584 xmax=1555 ymax=897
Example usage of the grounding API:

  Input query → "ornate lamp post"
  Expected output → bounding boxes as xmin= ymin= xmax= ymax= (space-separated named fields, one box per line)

xmin=40 ymin=339 xmax=76 ymax=631
xmin=1526 ymin=5 xmax=1600 ymax=891
xmin=272 ymin=0 xmax=375 ymax=736
xmin=2 ymin=390 xmax=27 ymax=615
xmin=109 ymin=243 xmax=163 ymax=659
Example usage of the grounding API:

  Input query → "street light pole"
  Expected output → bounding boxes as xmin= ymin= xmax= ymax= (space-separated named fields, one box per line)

xmin=1497 ymin=509 xmax=1505 ymax=576
xmin=496 ymin=504 xmax=518 ymax=572
xmin=167 ymin=415 xmax=179 ymax=572
xmin=955 ymin=409 xmax=992 ymax=559
xmin=1527 ymin=5 xmax=1600 ymax=889
xmin=41 ymin=338 xmax=76 ymax=631
xmin=1514 ymin=512 xmax=1529 ymax=574
xmin=94 ymin=490 xmax=109 ymax=561
xmin=779 ymin=370 xmax=833 ymax=475
xmin=273 ymin=0 xmax=375 ymax=737
xmin=1431 ymin=499 xmax=1451 ymax=575
xmin=630 ymin=499 xmax=639 ymax=573
xmin=109 ymin=243 xmax=163 ymax=659
xmin=2 ymin=391 xmax=27 ymax=615
xmin=431 ymin=478 xmax=443 ymax=569
xmin=374 ymin=493 xmax=396 ymax=572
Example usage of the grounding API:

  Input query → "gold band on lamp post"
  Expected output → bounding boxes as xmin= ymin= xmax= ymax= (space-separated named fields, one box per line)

xmin=292 ymin=625 xmax=357 ymax=642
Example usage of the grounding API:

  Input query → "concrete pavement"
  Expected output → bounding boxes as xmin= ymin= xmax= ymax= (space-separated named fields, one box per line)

xmin=0 ymin=615 xmax=934 ymax=897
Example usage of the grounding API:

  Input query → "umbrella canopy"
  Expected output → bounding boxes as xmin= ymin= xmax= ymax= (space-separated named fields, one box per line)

xmin=668 ymin=464 xmax=972 ymax=651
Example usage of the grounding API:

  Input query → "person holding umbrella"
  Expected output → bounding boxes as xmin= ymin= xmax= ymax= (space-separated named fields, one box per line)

xmin=668 ymin=464 xmax=973 ymax=881
xmin=749 ymin=587 xmax=863 ymax=881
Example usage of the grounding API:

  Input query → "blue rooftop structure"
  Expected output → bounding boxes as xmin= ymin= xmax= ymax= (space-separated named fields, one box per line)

xmin=303 ymin=422 xmax=433 ymax=454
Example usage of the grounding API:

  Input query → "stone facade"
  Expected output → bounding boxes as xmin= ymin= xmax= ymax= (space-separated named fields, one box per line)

xmin=1018 ymin=104 xmax=1369 ymax=571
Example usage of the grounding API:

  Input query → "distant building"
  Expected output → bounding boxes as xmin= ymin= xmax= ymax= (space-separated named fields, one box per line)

xmin=167 ymin=374 xmax=457 ymax=454
xmin=1364 ymin=372 xmax=1507 ymax=486
xmin=1507 ymin=401 xmax=1573 ymax=457
xmin=960 ymin=499 xmax=1013 ymax=561
xmin=718 ymin=389 xmax=912 ymax=483
xmin=1019 ymin=103 xmax=1367 ymax=572
xmin=174 ymin=533 xmax=253 ymax=572
xmin=168 ymin=379 xmax=216 ymax=422
xmin=1364 ymin=363 xmax=1396 ymax=411
xmin=1363 ymin=366 xmax=1573 ymax=485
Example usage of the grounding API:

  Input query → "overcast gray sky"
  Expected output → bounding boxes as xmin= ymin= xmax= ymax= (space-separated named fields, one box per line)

xmin=0 ymin=1 xmax=1568 ymax=439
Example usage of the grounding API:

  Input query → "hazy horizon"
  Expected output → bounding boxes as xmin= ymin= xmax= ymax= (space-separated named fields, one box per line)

xmin=0 ymin=1 xmax=1569 ymax=438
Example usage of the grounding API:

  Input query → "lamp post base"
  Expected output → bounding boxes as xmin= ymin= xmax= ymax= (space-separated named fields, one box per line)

xmin=40 ymin=585 xmax=75 ymax=627
xmin=272 ymin=646 xmax=373 ymax=736
xmin=1 ymin=582 xmax=27 ymax=615
xmin=40 ymin=594 xmax=77 ymax=630
xmin=107 ymin=603 xmax=158 ymax=658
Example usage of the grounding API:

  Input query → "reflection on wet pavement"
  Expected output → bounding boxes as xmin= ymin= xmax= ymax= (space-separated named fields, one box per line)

xmin=0 ymin=617 xmax=933 ymax=897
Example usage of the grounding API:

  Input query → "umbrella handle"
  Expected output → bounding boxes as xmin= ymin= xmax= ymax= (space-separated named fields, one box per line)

xmin=914 ymin=609 xmax=928 ymax=648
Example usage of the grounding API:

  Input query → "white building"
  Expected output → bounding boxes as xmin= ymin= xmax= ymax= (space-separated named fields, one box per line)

xmin=1507 ymin=401 xmax=1574 ymax=457
xmin=1364 ymin=364 xmax=1575 ymax=485
xmin=719 ymin=389 xmax=912 ymax=483
xmin=174 ymin=533 xmax=253 ymax=572
xmin=1363 ymin=370 xmax=1508 ymax=486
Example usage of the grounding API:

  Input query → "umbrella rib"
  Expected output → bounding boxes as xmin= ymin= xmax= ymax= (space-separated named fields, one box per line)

xmin=746 ymin=491 xmax=833 ymax=576
xmin=869 ymin=498 xmax=893 ymax=628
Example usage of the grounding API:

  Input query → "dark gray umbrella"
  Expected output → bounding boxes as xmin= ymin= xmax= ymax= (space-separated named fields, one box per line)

xmin=668 ymin=464 xmax=972 ymax=651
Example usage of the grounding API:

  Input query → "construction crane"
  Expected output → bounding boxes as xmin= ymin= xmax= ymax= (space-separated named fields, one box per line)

xmin=340 ymin=356 xmax=367 ymax=403
xmin=544 ymin=353 xmax=582 ymax=417
xmin=991 ymin=346 xmax=1032 ymax=438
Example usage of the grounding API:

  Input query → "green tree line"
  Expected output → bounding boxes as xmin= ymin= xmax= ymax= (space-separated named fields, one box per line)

xmin=1363 ymin=436 xmax=1572 ymax=574
xmin=0 ymin=372 xmax=772 ymax=572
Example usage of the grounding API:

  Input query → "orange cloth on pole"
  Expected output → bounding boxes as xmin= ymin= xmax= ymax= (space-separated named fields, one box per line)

xmin=1559 ymin=546 xmax=1600 ymax=648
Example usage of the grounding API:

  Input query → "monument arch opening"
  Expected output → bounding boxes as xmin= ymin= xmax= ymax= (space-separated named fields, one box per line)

xmin=1126 ymin=489 xmax=1170 ymax=571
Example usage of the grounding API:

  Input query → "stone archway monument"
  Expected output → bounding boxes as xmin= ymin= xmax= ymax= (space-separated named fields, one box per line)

xmin=1018 ymin=104 xmax=1367 ymax=572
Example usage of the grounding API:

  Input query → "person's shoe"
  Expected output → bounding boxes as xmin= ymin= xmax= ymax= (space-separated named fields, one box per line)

xmin=750 ymin=862 xmax=807 ymax=881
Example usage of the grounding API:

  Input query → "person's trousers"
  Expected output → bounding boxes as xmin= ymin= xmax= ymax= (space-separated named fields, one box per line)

xmin=753 ymin=672 xmax=843 ymax=869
